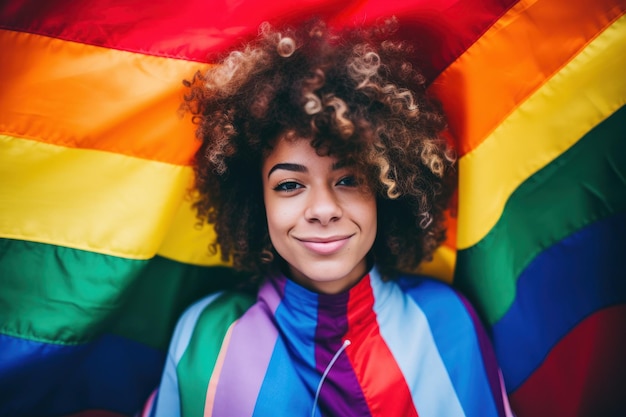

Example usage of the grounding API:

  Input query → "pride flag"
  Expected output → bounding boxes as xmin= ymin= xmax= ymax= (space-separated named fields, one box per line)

xmin=1 ymin=1 xmax=624 ymax=416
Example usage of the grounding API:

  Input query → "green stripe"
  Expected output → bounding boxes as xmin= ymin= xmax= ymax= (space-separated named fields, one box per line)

xmin=0 ymin=238 xmax=248 ymax=349
xmin=109 ymin=258 xmax=248 ymax=349
xmin=455 ymin=105 xmax=626 ymax=325
xmin=178 ymin=292 xmax=255 ymax=417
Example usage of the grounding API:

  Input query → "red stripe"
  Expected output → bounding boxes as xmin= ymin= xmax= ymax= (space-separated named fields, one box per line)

xmin=509 ymin=304 xmax=626 ymax=417
xmin=1 ymin=0 xmax=517 ymax=77
xmin=330 ymin=0 xmax=519 ymax=80
xmin=345 ymin=278 xmax=419 ymax=417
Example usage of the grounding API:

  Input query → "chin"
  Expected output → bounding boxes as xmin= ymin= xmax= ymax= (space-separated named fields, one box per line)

xmin=295 ymin=263 xmax=365 ymax=292
xmin=300 ymin=263 xmax=353 ymax=281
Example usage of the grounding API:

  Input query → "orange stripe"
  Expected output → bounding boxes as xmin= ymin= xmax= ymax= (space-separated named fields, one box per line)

xmin=0 ymin=29 xmax=209 ymax=165
xmin=429 ymin=0 xmax=626 ymax=156
xmin=204 ymin=323 xmax=236 ymax=417
xmin=345 ymin=282 xmax=419 ymax=417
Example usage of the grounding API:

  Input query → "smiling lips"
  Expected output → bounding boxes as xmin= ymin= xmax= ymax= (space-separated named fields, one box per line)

xmin=297 ymin=235 xmax=352 ymax=255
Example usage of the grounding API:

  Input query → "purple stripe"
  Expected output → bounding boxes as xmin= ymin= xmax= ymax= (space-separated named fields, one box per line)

xmin=458 ymin=295 xmax=506 ymax=417
xmin=314 ymin=292 xmax=371 ymax=417
xmin=212 ymin=302 xmax=278 ymax=417
xmin=259 ymin=272 xmax=287 ymax=314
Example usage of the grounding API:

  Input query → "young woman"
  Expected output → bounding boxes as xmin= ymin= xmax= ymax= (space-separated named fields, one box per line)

xmin=142 ymin=17 xmax=512 ymax=417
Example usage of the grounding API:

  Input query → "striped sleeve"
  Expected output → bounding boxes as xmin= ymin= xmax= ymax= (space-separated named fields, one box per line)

xmin=398 ymin=277 xmax=514 ymax=417
xmin=142 ymin=291 xmax=257 ymax=417
xmin=140 ymin=292 xmax=224 ymax=417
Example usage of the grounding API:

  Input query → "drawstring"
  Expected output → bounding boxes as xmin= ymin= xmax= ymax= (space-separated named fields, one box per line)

xmin=311 ymin=339 xmax=351 ymax=417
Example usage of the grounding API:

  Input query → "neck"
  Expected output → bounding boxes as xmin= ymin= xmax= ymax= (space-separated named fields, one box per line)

xmin=278 ymin=256 xmax=374 ymax=295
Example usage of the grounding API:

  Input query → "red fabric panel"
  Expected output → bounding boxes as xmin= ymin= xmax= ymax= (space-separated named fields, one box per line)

xmin=509 ymin=304 xmax=626 ymax=417
xmin=0 ymin=0 xmax=518 ymax=79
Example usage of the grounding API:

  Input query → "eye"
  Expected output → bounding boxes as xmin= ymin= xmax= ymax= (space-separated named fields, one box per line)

xmin=336 ymin=175 xmax=358 ymax=187
xmin=274 ymin=181 xmax=304 ymax=192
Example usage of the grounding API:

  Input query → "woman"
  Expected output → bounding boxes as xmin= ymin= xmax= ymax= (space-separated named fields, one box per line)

xmin=142 ymin=17 xmax=512 ymax=417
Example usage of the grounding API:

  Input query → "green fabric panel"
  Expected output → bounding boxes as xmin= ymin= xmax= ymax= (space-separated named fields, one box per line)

xmin=109 ymin=258 xmax=248 ymax=350
xmin=455 ymin=105 xmax=626 ymax=325
xmin=0 ymin=238 xmax=147 ymax=344
xmin=178 ymin=291 xmax=256 ymax=417
xmin=0 ymin=238 xmax=247 ymax=348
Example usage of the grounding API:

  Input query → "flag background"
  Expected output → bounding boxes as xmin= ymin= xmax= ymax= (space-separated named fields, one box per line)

xmin=1 ymin=0 xmax=625 ymax=416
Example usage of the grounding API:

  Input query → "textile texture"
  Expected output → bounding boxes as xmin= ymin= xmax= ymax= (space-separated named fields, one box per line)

xmin=1 ymin=0 xmax=625 ymax=416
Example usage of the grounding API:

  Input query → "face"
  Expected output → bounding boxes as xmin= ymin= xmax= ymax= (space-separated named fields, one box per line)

xmin=262 ymin=136 xmax=377 ymax=294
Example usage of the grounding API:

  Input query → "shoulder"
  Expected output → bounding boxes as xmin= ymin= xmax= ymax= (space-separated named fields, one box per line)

xmin=395 ymin=274 xmax=482 ymax=335
xmin=168 ymin=290 xmax=257 ymax=363
xmin=394 ymin=275 xmax=513 ymax=416
xmin=396 ymin=274 xmax=465 ymax=308
xmin=146 ymin=290 xmax=257 ymax=417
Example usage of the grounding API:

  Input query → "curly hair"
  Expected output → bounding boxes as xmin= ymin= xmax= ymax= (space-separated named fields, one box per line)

xmin=183 ymin=17 xmax=457 ymax=283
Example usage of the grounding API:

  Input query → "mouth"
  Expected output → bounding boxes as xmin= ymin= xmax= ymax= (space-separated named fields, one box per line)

xmin=296 ymin=235 xmax=353 ymax=255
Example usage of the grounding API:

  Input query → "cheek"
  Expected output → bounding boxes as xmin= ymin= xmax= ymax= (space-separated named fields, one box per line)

xmin=265 ymin=209 xmax=292 ymax=262
xmin=264 ymin=196 xmax=291 ymax=244
xmin=352 ymin=194 xmax=377 ymax=242
xmin=265 ymin=210 xmax=281 ymax=236
xmin=262 ymin=184 xmax=276 ymax=223
xmin=359 ymin=192 xmax=378 ymax=225
xmin=365 ymin=202 xmax=378 ymax=239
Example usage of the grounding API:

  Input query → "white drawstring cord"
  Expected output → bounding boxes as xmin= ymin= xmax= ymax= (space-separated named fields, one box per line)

xmin=311 ymin=339 xmax=352 ymax=417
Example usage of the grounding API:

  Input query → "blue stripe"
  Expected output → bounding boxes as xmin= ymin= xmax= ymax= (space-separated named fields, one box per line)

xmin=493 ymin=212 xmax=626 ymax=391
xmin=252 ymin=339 xmax=313 ymax=417
xmin=151 ymin=292 xmax=224 ymax=417
xmin=0 ymin=333 xmax=163 ymax=417
xmin=399 ymin=277 xmax=500 ymax=417
xmin=253 ymin=279 xmax=319 ymax=416
xmin=371 ymin=273 xmax=464 ymax=417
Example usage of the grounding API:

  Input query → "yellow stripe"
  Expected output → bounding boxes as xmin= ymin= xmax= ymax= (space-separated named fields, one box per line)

xmin=456 ymin=16 xmax=626 ymax=249
xmin=414 ymin=245 xmax=456 ymax=284
xmin=429 ymin=0 xmax=625 ymax=156
xmin=0 ymin=135 xmax=191 ymax=259
xmin=157 ymin=196 xmax=226 ymax=266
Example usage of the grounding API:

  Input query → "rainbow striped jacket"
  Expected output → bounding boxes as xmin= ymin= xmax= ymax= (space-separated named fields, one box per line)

xmin=142 ymin=266 xmax=513 ymax=417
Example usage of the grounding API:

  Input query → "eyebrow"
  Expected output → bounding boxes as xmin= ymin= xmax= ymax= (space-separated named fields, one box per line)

xmin=267 ymin=161 xmax=347 ymax=178
xmin=267 ymin=163 xmax=307 ymax=178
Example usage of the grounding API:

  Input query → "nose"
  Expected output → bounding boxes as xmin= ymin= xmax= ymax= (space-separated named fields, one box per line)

xmin=305 ymin=185 xmax=342 ymax=225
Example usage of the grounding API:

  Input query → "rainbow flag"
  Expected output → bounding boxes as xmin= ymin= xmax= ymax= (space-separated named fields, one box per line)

xmin=0 ymin=0 xmax=624 ymax=416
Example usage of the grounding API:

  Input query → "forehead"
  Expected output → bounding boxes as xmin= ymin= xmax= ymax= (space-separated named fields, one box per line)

xmin=262 ymin=136 xmax=338 ymax=171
